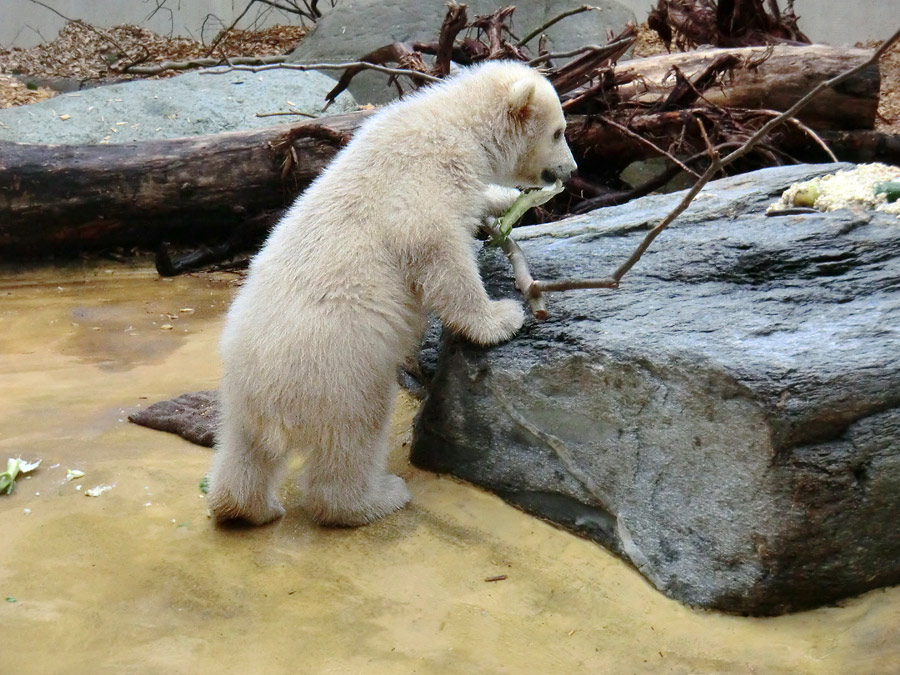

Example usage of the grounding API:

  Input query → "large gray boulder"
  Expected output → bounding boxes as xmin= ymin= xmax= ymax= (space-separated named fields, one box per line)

xmin=411 ymin=163 xmax=900 ymax=615
xmin=0 ymin=69 xmax=355 ymax=144
xmin=288 ymin=0 xmax=636 ymax=103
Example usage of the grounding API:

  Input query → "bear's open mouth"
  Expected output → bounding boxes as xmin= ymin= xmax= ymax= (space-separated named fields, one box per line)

xmin=540 ymin=169 xmax=557 ymax=184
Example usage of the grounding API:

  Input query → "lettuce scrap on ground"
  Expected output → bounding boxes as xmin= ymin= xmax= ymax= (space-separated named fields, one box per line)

xmin=0 ymin=458 xmax=41 ymax=495
xmin=85 ymin=484 xmax=114 ymax=497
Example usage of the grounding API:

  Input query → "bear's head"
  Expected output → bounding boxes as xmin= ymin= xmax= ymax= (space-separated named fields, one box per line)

xmin=500 ymin=71 xmax=578 ymax=188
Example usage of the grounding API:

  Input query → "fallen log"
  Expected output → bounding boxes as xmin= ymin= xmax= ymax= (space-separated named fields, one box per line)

xmin=0 ymin=110 xmax=371 ymax=257
xmin=568 ymin=44 xmax=879 ymax=131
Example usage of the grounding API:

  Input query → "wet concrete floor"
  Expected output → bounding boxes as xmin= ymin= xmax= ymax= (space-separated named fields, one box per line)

xmin=1 ymin=262 xmax=898 ymax=674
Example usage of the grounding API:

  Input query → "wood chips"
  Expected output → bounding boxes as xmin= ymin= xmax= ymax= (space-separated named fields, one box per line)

xmin=0 ymin=21 xmax=307 ymax=108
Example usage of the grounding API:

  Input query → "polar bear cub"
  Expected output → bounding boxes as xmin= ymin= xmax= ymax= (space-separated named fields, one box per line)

xmin=206 ymin=61 xmax=577 ymax=527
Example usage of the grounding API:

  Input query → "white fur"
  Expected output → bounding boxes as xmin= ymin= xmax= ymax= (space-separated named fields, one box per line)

xmin=206 ymin=61 xmax=577 ymax=526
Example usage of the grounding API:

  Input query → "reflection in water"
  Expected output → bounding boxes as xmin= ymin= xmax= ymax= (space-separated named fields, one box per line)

xmin=0 ymin=262 xmax=898 ymax=674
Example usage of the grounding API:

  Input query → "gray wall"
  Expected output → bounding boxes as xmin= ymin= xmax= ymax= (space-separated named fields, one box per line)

xmin=2 ymin=0 xmax=897 ymax=49
xmin=615 ymin=0 xmax=899 ymax=46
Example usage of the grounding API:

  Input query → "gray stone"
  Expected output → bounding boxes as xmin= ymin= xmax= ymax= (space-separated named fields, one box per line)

xmin=288 ymin=0 xmax=637 ymax=103
xmin=0 ymin=69 xmax=356 ymax=145
xmin=411 ymin=163 xmax=900 ymax=615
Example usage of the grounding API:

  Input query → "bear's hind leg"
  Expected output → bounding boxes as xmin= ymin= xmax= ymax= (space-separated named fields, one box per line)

xmin=299 ymin=384 xmax=411 ymax=526
xmin=207 ymin=412 xmax=287 ymax=525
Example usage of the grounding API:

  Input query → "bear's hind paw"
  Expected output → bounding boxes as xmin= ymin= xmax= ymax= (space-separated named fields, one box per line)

xmin=207 ymin=489 xmax=286 ymax=526
xmin=306 ymin=474 xmax=412 ymax=527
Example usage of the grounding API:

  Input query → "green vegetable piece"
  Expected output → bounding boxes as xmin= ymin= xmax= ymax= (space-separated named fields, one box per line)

xmin=1 ymin=458 xmax=41 ymax=495
xmin=6 ymin=597 xmax=16 ymax=603
xmin=494 ymin=181 xmax=565 ymax=244
xmin=199 ymin=474 xmax=210 ymax=494
xmin=792 ymin=184 xmax=819 ymax=208
xmin=874 ymin=181 xmax=900 ymax=203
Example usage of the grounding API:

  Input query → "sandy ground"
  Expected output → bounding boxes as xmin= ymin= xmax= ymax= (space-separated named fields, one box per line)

xmin=1 ymin=262 xmax=899 ymax=675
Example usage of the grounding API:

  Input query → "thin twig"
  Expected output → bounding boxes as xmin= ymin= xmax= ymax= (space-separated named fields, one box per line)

xmin=527 ymin=38 xmax=635 ymax=67
xmin=256 ymin=110 xmax=317 ymax=118
xmin=755 ymin=109 xmax=838 ymax=161
xmin=599 ymin=116 xmax=701 ymax=178
xmin=200 ymin=61 xmax=442 ymax=83
xmin=480 ymin=222 xmax=547 ymax=319
xmin=204 ymin=0 xmax=257 ymax=57
xmin=517 ymin=5 xmax=597 ymax=47
xmin=125 ymin=54 xmax=286 ymax=74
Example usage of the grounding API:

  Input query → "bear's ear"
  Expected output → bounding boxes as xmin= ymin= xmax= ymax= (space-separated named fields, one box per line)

xmin=508 ymin=79 xmax=536 ymax=122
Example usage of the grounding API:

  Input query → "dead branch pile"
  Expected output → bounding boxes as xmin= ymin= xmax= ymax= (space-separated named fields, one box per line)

xmin=313 ymin=2 xmax=876 ymax=220
xmin=647 ymin=0 xmax=808 ymax=50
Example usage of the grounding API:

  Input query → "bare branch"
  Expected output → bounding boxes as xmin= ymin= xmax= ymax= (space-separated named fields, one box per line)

xmin=480 ymin=221 xmax=548 ymax=319
xmin=199 ymin=61 xmax=442 ymax=84
xmin=517 ymin=5 xmax=597 ymax=47
xmin=255 ymin=110 xmax=317 ymax=118
xmin=754 ymin=109 xmax=838 ymax=162
xmin=125 ymin=54 xmax=287 ymax=74
xmin=434 ymin=2 xmax=468 ymax=77
xmin=597 ymin=116 xmax=701 ymax=178
xmin=526 ymin=37 xmax=635 ymax=67
xmin=204 ymin=0 xmax=257 ymax=57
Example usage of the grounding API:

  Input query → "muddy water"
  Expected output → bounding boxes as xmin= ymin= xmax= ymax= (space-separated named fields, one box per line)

xmin=1 ymin=262 xmax=898 ymax=675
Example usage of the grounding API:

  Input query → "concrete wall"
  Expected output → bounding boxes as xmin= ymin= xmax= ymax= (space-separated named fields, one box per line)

xmin=1 ymin=0 xmax=897 ymax=49
xmin=615 ymin=0 xmax=898 ymax=46
xmin=0 ymin=0 xmax=318 ymax=47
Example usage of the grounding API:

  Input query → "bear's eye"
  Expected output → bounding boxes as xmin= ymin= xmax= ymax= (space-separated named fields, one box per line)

xmin=553 ymin=128 xmax=564 ymax=141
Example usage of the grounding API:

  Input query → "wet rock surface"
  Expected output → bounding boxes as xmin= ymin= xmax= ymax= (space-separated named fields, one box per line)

xmin=287 ymin=0 xmax=636 ymax=104
xmin=411 ymin=163 xmax=900 ymax=615
xmin=0 ymin=69 xmax=355 ymax=144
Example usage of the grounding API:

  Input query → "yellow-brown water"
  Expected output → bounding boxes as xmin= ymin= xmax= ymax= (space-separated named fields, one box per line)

xmin=1 ymin=262 xmax=898 ymax=674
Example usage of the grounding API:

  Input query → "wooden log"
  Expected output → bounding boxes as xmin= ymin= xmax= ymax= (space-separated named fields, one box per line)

xmin=818 ymin=131 xmax=900 ymax=167
xmin=0 ymin=111 xmax=370 ymax=256
xmin=584 ymin=44 xmax=879 ymax=131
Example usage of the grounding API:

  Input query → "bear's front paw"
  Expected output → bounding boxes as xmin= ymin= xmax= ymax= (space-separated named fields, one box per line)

xmin=467 ymin=298 xmax=525 ymax=345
